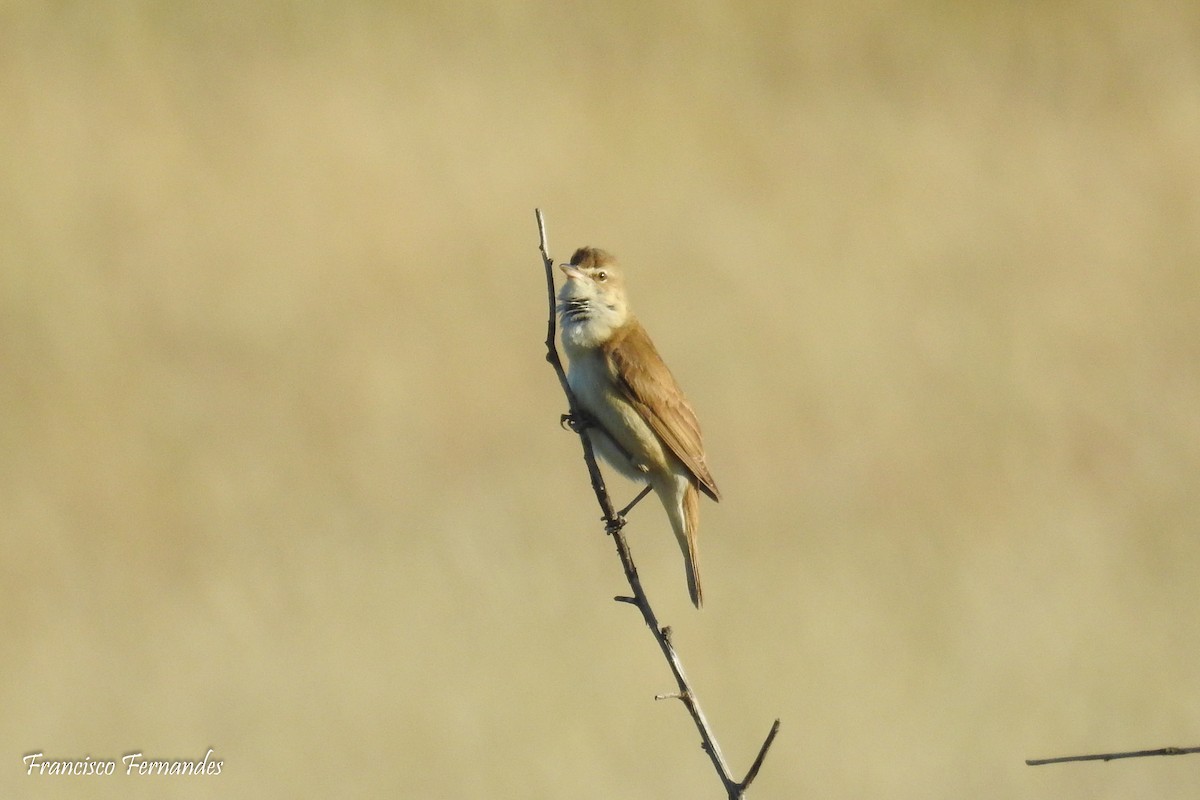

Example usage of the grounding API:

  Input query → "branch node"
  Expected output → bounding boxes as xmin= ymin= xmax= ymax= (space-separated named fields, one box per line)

xmin=614 ymin=595 xmax=637 ymax=605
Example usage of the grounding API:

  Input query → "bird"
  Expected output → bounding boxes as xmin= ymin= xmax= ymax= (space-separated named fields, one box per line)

xmin=557 ymin=246 xmax=720 ymax=608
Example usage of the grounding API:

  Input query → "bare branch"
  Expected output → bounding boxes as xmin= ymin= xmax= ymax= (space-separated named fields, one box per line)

xmin=538 ymin=209 xmax=779 ymax=798
xmin=1026 ymin=745 xmax=1200 ymax=766
xmin=741 ymin=719 xmax=783 ymax=789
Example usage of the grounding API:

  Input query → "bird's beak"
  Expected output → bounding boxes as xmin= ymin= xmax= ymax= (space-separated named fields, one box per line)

xmin=559 ymin=263 xmax=585 ymax=280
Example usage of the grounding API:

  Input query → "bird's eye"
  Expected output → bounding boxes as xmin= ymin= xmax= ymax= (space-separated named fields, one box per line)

xmin=596 ymin=270 xmax=608 ymax=282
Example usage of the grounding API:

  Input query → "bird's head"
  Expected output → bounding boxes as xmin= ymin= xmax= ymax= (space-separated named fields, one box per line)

xmin=557 ymin=247 xmax=631 ymax=348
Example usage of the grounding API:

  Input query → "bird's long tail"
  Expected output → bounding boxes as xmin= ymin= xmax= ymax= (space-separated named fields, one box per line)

xmin=654 ymin=473 xmax=704 ymax=609
xmin=679 ymin=481 xmax=703 ymax=609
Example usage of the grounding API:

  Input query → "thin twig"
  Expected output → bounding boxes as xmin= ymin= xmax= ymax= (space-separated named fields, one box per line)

xmin=742 ymin=719 xmax=783 ymax=787
xmin=1026 ymin=745 xmax=1200 ymax=766
xmin=538 ymin=209 xmax=780 ymax=798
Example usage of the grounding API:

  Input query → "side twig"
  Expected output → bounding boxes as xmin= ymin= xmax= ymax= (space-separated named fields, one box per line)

xmin=1026 ymin=745 xmax=1200 ymax=766
xmin=537 ymin=208 xmax=780 ymax=798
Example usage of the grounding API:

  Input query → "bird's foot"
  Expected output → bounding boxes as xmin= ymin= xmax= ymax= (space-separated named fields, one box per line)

xmin=560 ymin=410 xmax=596 ymax=434
xmin=604 ymin=514 xmax=627 ymax=535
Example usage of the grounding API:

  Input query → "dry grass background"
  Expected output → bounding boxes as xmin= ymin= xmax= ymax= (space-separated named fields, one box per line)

xmin=2 ymin=1 xmax=1199 ymax=797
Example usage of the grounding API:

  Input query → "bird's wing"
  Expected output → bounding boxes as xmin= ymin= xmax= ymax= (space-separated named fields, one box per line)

xmin=607 ymin=322 xmax=721 ymax=501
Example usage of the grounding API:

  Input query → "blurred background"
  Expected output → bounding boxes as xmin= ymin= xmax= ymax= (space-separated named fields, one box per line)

xmin=3 ymin=1 xmax=1199 ymax=797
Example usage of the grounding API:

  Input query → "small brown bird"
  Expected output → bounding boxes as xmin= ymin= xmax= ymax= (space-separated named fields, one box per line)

xmin=557 ymin=247 xmax=720 ymax=608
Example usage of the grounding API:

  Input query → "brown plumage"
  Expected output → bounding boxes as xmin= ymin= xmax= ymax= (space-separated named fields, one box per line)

xmin=605 ymin=321 xmax=721 ymax=503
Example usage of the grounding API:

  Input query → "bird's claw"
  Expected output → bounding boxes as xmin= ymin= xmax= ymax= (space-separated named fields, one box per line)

xmin=561 ymin=411 xmax=594 ymax=434
xmin=604 ymin=513 xmax=627 ymax=535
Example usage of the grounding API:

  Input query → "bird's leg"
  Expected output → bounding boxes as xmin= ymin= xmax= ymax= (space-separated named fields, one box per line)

xmin=616 ymin=485 xmax=653 ymax=521
xmin=605 ymin=485 xmax=652 ymax=534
